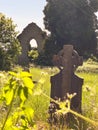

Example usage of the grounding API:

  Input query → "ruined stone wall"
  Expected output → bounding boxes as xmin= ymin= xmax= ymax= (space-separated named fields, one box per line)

xmin=17 ymin=22 xmax=46 ymax=65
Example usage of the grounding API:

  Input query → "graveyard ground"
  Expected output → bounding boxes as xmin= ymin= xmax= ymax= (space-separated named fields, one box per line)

xmin=0 ymin=59 xmax=98 ymax=129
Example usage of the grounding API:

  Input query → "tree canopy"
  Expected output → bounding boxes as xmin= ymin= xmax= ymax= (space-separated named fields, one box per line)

xmin=0 ymin=13 xmax=21 ymax=70
xmin=42 ymin=0 xmax=98 ymax=65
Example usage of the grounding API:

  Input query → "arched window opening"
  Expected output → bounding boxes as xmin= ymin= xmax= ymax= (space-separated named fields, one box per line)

xmin=28 ymin=39 xmax=38 ymax=62
xmin=30 ymin=39 xmax=38 ymax=49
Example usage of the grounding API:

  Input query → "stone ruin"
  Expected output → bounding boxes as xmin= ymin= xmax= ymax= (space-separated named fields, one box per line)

xmin=49 ymin=45 xmax=84 ymax=124
xmin=17 ymin=22 xmax=46 ymax=65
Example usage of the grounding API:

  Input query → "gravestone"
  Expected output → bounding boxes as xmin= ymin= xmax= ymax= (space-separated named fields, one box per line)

xmin=49 ymin=45 xmax=83 ymax=116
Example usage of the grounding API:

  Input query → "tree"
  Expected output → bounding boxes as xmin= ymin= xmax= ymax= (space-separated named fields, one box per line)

xmin=43 ymin=0 xmax=98 ymax=65
xmin=0 ymin=13 xmax=21 ymax=70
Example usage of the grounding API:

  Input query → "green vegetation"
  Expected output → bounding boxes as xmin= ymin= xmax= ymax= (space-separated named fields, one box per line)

xmin=76 ymin=60 xmax=98 ymax=128
xmin=0 ymin=71 xmax=34 ymax=129
xmin=0 ymin=60 xmax=98 ymax=129
xmin=41 ymin=0 xmax=98 ymax=65
xmin=0 ymin=13 xmax=21 ymax=70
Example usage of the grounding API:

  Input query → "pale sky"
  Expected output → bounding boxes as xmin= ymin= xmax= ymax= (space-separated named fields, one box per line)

xmin=0 ymin=0 xmax=46 ymax=33
xmin=0 ymin=0 xmax=98 ymax=34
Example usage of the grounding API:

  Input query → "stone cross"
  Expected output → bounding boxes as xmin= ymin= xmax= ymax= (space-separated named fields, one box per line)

xmin=50 ymin=45 xmax=83 ymax=113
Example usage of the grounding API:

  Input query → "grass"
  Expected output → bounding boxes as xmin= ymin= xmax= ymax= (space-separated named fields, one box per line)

xmin=76 ymin=60 xmax=98 ymax=129
xmin=27 ymin=67 xmax=51 ymax=122
xmin=28 ymin=61 xmax=98 ymax=129
xmin=77 ymin=58 xmax=98 ymax=73
xmin=0 ymin=60 xmax=98 ymax=129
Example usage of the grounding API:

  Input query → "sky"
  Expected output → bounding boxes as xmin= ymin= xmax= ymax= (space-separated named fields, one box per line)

xmin=0 ymin=0 xmax=46 ymax=33
xmin=0 ymin=0 xmax=98 ymax=34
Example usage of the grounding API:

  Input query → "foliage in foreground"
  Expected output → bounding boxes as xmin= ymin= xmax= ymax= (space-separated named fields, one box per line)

xmin=0 ymin=71 xmax=35 ymax=129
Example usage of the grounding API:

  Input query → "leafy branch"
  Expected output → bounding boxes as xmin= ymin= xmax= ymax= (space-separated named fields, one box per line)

xmin=1 ymin=71 xmax=34 ymax=130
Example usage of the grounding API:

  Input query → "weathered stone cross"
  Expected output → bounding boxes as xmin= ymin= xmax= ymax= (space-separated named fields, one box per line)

xmin=50 ymin=45 xmax=83 ymax=113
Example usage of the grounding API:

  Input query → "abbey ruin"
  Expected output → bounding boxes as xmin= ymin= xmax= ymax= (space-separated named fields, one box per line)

xmin=17 ymin=22 xmax=46 ymax=65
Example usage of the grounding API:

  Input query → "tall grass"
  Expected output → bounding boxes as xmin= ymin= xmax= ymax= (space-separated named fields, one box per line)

xmin=0 ymin=60 xmax=98 ymax=129
xmin=76 ymin=61 xmax=98 ymax=129
xmin=28 ymin=67 xmax=51 ymax=121
xmin=28 ymin=61 xmax=98 ymax=129
xmin=26 ymin=62 xmax=98 ymax=129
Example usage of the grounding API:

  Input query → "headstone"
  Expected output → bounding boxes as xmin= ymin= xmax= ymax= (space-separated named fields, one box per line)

xmin=49 ymin=45 xmax=83 ymax=120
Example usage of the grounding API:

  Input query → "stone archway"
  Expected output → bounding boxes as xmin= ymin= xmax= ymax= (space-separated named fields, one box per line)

xmin=17 ymin=22 xmax=46 ymax=65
